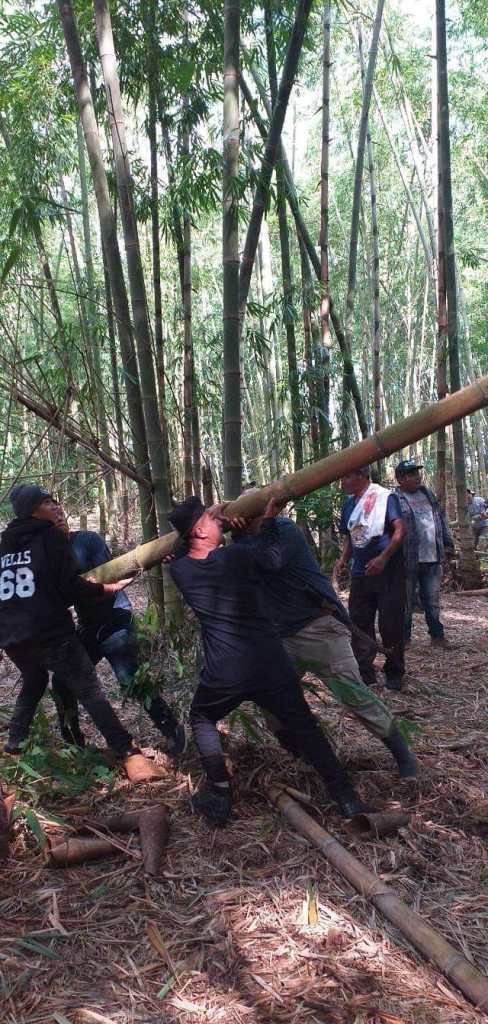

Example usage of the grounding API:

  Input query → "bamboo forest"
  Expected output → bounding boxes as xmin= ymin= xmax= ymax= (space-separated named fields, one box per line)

xmin=1 ymin=0 xmax=488 ymax=1021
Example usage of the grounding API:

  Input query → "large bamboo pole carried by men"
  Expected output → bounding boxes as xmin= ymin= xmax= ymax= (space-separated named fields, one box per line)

xmin=87 ymin=376 xmax=488 ymax=584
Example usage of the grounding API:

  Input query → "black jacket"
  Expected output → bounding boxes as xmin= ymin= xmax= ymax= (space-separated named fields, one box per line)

xmin=0 ymin=517 xmax=105 ymax=648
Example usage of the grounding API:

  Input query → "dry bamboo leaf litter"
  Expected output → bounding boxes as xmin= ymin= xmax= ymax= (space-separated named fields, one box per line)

xmin=0 ymin=594 xmax=487 ymax=1022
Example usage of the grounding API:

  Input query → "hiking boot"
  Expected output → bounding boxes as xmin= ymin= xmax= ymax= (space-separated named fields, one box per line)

xmin=385 ymin=677 xmax=404 ymax=692
xmin=382 ymin=724 xmax=418 ymax=780
xmin=430 ymin=636 xmax=453 ymax=650
xmin=191 ymin=782 xmax=232 ymax=827
xmin=163 ymin=724 xmax=187 ymax=759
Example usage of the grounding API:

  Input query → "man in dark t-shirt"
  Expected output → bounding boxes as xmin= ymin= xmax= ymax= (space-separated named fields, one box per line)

xmin=169 ymin=496 xmax=370 ymax=827
xmin=336 ymin=466 xmax=406 ymax=690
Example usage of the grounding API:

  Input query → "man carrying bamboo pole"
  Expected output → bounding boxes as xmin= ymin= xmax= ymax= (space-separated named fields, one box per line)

xmin=229 ymin=493 xmax=417 ymax=779
xmin=168 ymin=496 xmax=371 ymax=827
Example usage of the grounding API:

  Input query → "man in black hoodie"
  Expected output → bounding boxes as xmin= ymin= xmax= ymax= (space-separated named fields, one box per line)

xmin=0 ymin=483 xmax=154 ymax=775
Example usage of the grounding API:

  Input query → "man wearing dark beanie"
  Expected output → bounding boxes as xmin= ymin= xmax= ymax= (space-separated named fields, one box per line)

xmin=169 ymin=495 xmax=371 ymax=827
xmin=0 ymin=483 xmax=162 ymax=782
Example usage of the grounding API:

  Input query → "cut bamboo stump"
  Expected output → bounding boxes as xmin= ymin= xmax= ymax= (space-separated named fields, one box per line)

xmin=0 ymin=784 xmax=15 ymax=861
xmin=45 ymin=803 xmax=169 ymax=876
xmin=267 ymin=786 xmax=488 ymax=1010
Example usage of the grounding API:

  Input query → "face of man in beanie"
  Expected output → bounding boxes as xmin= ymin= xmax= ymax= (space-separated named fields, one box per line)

xmin=32 ymin=497 xmax=67 ymax=529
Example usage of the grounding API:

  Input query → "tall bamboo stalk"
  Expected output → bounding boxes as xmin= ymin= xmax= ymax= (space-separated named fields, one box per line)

xmin=342 ymin=0 xmax=385 ymax=447
xmin=223 ymin=0 xmax=241 ymax=498
xmin=319 ymin=0 xmax=332 ymax=454
xmin=57 ymin=0 xmax=156 ymax=544
xmin=264 ymin=0 xmax=303 ymax=471
xmin=436 ymin=0 xmax=480 ymax=585
xmin=238 ymin=0 xmax=313 ymax=318
xmin=92 ymin=0 xmax=172 ymax=542
xmin=358 ymin=28 xmax=382 ymax=466
xmin=241 ymin=70 xmax=368 ymax=439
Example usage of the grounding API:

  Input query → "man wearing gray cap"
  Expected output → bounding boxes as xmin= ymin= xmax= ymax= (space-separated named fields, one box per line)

xmin=394 ymin=461 xmax=455 ymax=648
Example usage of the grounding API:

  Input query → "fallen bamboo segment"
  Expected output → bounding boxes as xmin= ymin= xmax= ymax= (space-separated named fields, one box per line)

xmin=267 ymin=786 xmax=488 ymax=1010
xmin=45 ymin=803 xmax=169 ymax=875
xmin=454 ymin=588 xmax=488 ymax=597
xmin=348 ymin=809 xmax=410 ymax=838
xmin=84 ymin=376 xmax=488 ymax=583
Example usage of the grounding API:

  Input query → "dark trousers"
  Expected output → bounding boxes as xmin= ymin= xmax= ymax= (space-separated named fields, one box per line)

xmin=405 ymin=562 xmax=443 ymax=640
xmin=349 ymin=563 xmax=405 ymax=685
xmin=189 ymin=675 xmax=351 ymax=797
xmin=51 ymin=624 xmax=179 ymax=745
xmin=6 ymin=635 xmax=133 ymax=755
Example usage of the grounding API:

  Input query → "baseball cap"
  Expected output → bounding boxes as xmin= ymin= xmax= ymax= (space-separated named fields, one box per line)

xmin=395 ymin=460 xmax=423 ymax=480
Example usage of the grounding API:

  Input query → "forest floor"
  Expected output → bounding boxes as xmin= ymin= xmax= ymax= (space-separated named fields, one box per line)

xmin=0 ymin=588 xmax=488 ymax=1024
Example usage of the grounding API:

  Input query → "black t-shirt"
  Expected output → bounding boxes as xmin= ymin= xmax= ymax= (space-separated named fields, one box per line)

xmin=170 ymin=522 xmax=297 ymax=688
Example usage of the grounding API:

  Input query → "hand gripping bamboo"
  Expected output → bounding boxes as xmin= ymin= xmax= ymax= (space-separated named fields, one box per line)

xmin=267 ymin=786 xmax=488 ymax=1010
xmin=85 ymin=376 xmax=488 ymax=584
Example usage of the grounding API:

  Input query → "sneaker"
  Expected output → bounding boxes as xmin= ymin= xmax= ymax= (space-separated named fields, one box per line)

xmin=3 ymin=741 xmax=21 ymax=755
xmin=430 ymin=636 xmax=453 ymax=650
xmin=385 ymin=677 xmax=404 ymax=691
xmin=164 ymin=724 xmax=187 ymax=758
xmin=191 ymin=782 xmax=232 ymax=827
xmin=332 ymin=785 xmax=375 ymax=819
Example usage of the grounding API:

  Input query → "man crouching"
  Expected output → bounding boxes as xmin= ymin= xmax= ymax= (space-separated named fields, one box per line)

xmin=169 ymin=495 xmax=371 ymax=827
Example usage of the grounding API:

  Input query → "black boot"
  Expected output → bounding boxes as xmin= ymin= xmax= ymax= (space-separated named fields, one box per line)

xmin=382 ymin=724 xmax=417 ymax=779
xmin=191 ymin=781 xmax=232 ymax=827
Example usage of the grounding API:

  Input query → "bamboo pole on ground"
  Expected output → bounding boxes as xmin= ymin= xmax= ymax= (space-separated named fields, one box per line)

xmin=85 ymin=376 xmax=488 ymax=583
xmin=267 ymin=786 xmax=488 ymax=1010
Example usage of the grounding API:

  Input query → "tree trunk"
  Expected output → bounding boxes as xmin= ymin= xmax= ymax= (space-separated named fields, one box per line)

xmin=264 ymin=0 xmax=303 ymax=471
xmin=319 ymin=0 xmax=332 ymax=455
xmin=436 ymin=0 xmax=480 ymax=586
xmin=92 ymin=0 xmax=171 ymax=534
xmin=343 ymin=0 xmax=385 ymax=446
xmin=76 ymin=121 xmax=117 ymax=540
xmin=57 ymin=0 xmax=156 ymax=545
xmin=182 ymin=91 xmax=194 ymax=498
xmin=358 ymin=27 xmax=382 ymax=472
xmin=238 ymin=0 xmax=313 ymax=318
xmin=101 ymin=239 xmax=129 ymax=544
xmin=241 ymin=69 xmax=368 ymax=439
xmin=223 ymin=0 xmax=241 ymax=498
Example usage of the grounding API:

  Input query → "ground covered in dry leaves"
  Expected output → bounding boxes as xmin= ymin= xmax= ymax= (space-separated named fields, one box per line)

xmin=0 ymin=590 xmax=487 ymax=1024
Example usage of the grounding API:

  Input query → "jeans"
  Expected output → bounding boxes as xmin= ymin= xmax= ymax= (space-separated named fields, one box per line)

xmin=283 ymin=614 xmax=394 ymax=739
xmin=348 ymin=561 xmax=406 ymax=685
xmin=52 ymin=624 xmax=179 ymax=744
xmin=189 ymin=674 xmax=352 ymax=798
xmin=405 ymin=562 xmax=443 ymax=640
xmin=6 ymin=635 xmax=133 ymax=755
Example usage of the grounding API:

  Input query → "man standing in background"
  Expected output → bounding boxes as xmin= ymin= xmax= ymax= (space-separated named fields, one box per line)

xmin=395 ymin=460 xmax=455 ymax=649
xmin=336 ymin=466 xmax=406 ymax=691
